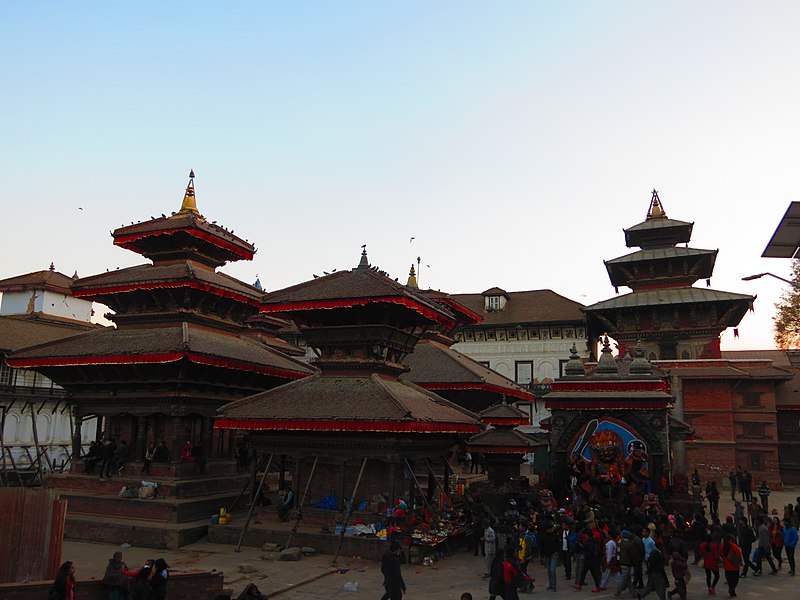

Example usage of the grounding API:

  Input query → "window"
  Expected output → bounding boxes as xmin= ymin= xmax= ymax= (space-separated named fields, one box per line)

xmin=515 ymin=361 xmax=533 ymax=385
xmin=742 ymin=422 xmax=765 ymax=438
xmin=749 ymin=452 xmax=763 ymax=471
xmin=559 ymin=359 xmax=569 ymax=377
xmin=488 ymin=296 xmax=501 ymax=311
xmin=742 ymin=392 xmax=762 ymax=408
xmin=0 ymin=360 xmax=13 ymax=386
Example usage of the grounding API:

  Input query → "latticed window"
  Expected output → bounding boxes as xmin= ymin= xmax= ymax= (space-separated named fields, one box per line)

xmin=0 ymin=359 xmax=15 ymax=386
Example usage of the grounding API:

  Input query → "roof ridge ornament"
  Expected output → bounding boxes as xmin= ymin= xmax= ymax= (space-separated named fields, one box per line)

xmin=595 ymin=333 xmax=620 ymax=374
xmin=353 ymin=245 xmax=370 ymax=271
xmin=179 ymin=170 xmax=199 ymax=214
xmin=629 ymin=339 xmax=653 ymax=375
xmin=563 ymin=342 xmax=586 ymax=376
xmin=647 ymin=189 xmax=667 ymax=220
xmin=406 ymin=264 xmax=418 ymax=289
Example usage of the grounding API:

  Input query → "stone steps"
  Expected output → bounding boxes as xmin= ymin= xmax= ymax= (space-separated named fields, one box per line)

xmin=64 ymin=514 xmax=212 ymax=549
xmin=60 ymin=489 xmax=240 ymax=523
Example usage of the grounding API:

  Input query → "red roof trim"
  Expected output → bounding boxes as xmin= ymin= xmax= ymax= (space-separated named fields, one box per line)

xmin=466 ymin=446 xmax=530 ymax=454
xmin=436 ymin=298 xmax=483 ymax=324
xmin=213 ymin=418 xmax=480 ymax=434
xmin=7 ymin=352 xmax=308 ymax=379
xmin=262 ymin=297 xmax=456 ymax=328
xmin=115 ymin=227 xmax=254 ymax=261
xmin=72 ymin=280 xmax=260 ymax=307
xmin=552 ymin=381 xmax=669 ymax=393
xmin=481 ymin=417 xmax=529 ymax=426
xmin=421 ymin=382 xmax=533 ymax=401
xmin=777 ymin=405 xmax=800 ymax=411
xmin=544 ymin=400 xmax=670 ymax=410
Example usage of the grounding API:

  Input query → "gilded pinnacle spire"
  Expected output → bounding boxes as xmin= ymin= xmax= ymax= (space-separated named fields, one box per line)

xmin=179 ymin=170 xmax=199 ymax=214
xmin=353 ymin=245 xmax=370 ymax=271
xmin=406 ymin=264 xmax=418 ymax=288
xmin=646 ymin=189 xmax=667 ymax=220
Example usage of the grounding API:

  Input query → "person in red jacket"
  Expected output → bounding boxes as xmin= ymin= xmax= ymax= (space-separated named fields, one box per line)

xmin=503 ymin=544 xmax=521 ymax=600
xmin=699 ymin=533 xmax=720 ymax=594
xmin=720 ymin=534 xmax=743 ymax=598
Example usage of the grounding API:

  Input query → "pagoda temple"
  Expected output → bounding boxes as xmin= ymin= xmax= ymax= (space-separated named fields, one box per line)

xmin=584 ymin=190 xmax=754 ymax=360
xmin=8 ymin=173 xmax=314 ymax=547
xmin=545 ymin=338 xmax=680 ymax=507
xmin=216 ymin=250 xmax=481 ymax=512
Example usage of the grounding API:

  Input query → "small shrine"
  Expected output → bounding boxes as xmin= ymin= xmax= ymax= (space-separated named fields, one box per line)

xmin=468 ymin=402 xmax=541 ymax=486
xmin=545 ymin=338 xmax=678 ymax=508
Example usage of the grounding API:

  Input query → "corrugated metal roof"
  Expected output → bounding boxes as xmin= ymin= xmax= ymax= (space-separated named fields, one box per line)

xmin=584 ymin=287 xmax=754 ymax=311
xmin=605 ymin=247 xmax=717 ymax=265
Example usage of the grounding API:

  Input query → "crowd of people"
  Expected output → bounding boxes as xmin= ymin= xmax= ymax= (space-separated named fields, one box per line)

xmin=49 ymin=552 xmax=169 ymax=600
xmin=460 ymin=489 xmax=799 ymax=600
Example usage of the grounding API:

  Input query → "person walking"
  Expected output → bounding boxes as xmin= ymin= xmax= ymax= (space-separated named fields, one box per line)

xmin=637 ymin=546 xmax=668 ymax=600
xmin=482 ymin=520 xmax=497 ymax=579
xmin=758 ymin=480 xmax=771 ymax=513
xmin=667 ymin=551 xmax=688 ymax=600
xmin=601 ymin=528 xmax=618 ymax=591
xmin=381 ymin=541 xmax=406 ymax=600
xmin=503 ymin=544 xmax=521 ymax=600
xmin=721 ymin=535 xmax=743 ymax=597
xmin=487 ymin=552 xmax=506 ymax=600
xmin=783 ymin=517 xmax=797 ymax=575
xmin=561 ymin=519 xmax=575 ymax=580
xmin=737 ymin=517 xmax=758 ymax=577
xmin=769 ymin=516 xmax=785 ymax=569
xmin=51 ymin=561 xmax=76 ymax=600
xmin=615 ymin=530 xmax=637 ymax=598
xmin=700 ymin=533 xmax=721 ymax=594
xmin=540 ymin=522 xmax=560 ymax=591
xmin=755 ymin=518 xmax=778 ymax=575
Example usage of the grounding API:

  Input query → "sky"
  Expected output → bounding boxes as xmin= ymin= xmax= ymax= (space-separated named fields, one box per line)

xmin=2 ymin=2 xmax=799 ymax=351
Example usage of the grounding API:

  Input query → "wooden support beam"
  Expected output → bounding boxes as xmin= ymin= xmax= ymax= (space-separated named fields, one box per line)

xmin=235 ymin=453 xmax=274 ymax=553
xmin=333 ymin=457 xmax=368 ymax=564
xmin=286 ymin=454 xmax=319 ymax=549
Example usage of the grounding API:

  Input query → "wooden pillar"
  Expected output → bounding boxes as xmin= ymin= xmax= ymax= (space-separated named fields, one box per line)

xmin=171 ymin=416 xmax=183 ymax=464
xmin=71 ymin=407 xmax=83 ymax=473
xmin=134 ymin=416 xmax=148 ymax=463
xmin=279 ymin=454 xmax=286 ymax=490
xmin=340 ymin=459 xmax=347 ymax=511
xmin=443 ymin=457 xmax=451 ymax=496
xmin=389 ymin=462 xmax=396 ymax=503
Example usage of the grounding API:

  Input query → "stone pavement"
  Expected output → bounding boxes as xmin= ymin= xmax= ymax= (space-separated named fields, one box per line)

xmin=62 ymin=486 xmax=799 ymax=599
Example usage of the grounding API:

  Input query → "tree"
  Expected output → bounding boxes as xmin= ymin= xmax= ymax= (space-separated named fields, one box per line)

xmin=773 ymin=259 xmax=800 ymax=348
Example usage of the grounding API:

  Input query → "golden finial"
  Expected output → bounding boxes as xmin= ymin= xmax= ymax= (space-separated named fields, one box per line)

xmin=647 ymin=189 xmax=667 ymax=220
xmin=406 ymin=264 xmax=418 ymax=289
xmin=179 ymin=170 xmax=199 ymax=214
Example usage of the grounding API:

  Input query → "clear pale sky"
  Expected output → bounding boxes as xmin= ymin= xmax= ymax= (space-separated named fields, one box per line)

xmin=2 ymin=2 xmax=799 ymax=350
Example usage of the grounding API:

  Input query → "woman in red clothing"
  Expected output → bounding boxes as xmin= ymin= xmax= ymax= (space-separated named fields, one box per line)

xmin=503 ymin=544 xmax=521 ymax=600
xmin=699 ymin=533 xmax=720 ymax=594
xmin=720 ymin=534 xmax=743 ymax=598
xmin=769 ymin=516 xmax=785 ymax=569
xmin=51 ymin=561 xmax=76 ymax=600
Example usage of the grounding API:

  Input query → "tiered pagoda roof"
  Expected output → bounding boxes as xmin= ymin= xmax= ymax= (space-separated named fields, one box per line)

xmin=8 ymin=173 xmax=313 ymax=411
xmin=216 ymin=250 xmax=481 ymax=440
xmin=584 ymin=190 xmax=754 ymax=359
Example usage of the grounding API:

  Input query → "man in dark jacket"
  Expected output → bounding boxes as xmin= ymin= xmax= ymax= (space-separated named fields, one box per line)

xmin=615 ymin=530 xmax=637 ymax=598
xmin=638 ymin=546 xmax=668 ymax=600
xmin=540 ymin=523 xmax=560 ymax=591
xmin=738 ymin=517 xmax=759 ymax=577
xmin=381 ymin=541 xmax=407 ymax=600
